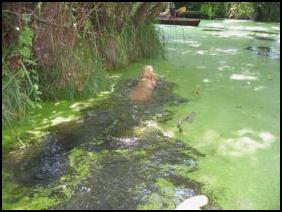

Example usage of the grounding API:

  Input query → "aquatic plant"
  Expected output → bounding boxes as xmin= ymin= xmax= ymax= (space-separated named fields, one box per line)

xmin=3 ymin=78 xmax=204 ymax=210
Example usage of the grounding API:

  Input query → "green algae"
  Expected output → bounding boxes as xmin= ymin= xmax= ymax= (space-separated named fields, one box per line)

xmin=138 ymin=178 xmax=176 ymax=210
xmin=119 ymin=20 xmax=280 ymax=209
xmin=2 ymin=172 xmax=58 ymax=210
xmin=2 ymin=19 xmax=280 ymax=210
xmin=2 ymin=148 xmax=107 ymax=210
xmin=157 ymin=20 xmax=280 ymax=209
xmin=3 ymin=75 xmax=199 ymax=210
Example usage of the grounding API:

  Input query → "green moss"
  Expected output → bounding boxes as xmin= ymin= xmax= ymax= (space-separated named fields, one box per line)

xmin=2 ymin=173 xmax=58 ymax=210
xmin=64 ymin=148 xmax=107 ymax=183
xmin=138 ymin=178 xmax=176 ymax=210
xmin=137 ymin=193 xmax=163 ymax=210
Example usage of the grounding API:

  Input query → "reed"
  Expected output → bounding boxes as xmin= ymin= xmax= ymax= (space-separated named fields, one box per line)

xmin=2 ymin=2 xmax=166 ymax=128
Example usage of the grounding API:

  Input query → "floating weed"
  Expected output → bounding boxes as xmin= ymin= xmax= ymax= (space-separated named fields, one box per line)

xmin=3 ymin=79 xmax=202 ymax=210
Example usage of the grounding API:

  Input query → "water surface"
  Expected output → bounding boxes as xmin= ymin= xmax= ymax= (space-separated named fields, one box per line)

xmin=2 ymin=19 xmax=280 ymax=210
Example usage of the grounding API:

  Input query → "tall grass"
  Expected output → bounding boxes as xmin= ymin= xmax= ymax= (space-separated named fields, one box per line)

xmin=37 ymin=21 xmax=164 ymax=100
xmin=2 ymin=59 xmax=39 ymax=147
xmin=37 ymin=39 xmax=108 ymax=100
xmin=2 ymin=3 xmax=165 ymax=132
xmin=2 ymin=10 xmax=41 ymax=135
xmin=135 ymin=22 xmax=164 ymax=59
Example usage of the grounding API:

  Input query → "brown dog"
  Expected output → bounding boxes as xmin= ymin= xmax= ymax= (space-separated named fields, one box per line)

xmin=130 ymin=65 xmax=156 ymax=103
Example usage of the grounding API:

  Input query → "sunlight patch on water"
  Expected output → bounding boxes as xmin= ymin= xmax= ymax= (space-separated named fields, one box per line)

xmin=144 ymin=120 xmax=159 ymax=128
xmin=259 ymin=132 xmax=275 ymax=143
xmin=271 ymin=26 xmax=280 ymax=31
xmin=209 ymin=23 xmax=224 ymax=28
xmin=163 ymin=130 xmax=175 ymax=138
xmin=237 ymin=129 xmax=255 ymax=136
xmin=209 ymin=52 xmax=219 ymax=56
xmin=112 ymin=136 xmax=140 ymax=147
xmin=218 ymin=130 xmax=275 ymax=157
xmin=190 ymin=43 xmax=201 ymax=48
xmin=138 ymin=120 xmax=175 ymax=138
xmin=168 ymin=40 xmax=201 ymax=46
xmin=197 ymin=65 xmax=206 ymax=70
xmin=98 ymin=91 xmax=112 ymax=96
xmin=223 ymin=19 xmax=253 ymax=23
xmin=50 ymin=115 xmax=79 ymax=126
xmin=196 ymin=129 xmax=221 ymax=149
xmin=196 ymin=50 xmax=208 ymax=55
xmin=254 ymin=86 xmax=267 ymax=91
xmin=237 ymin=26 xmax=269 ymax=32
xmin=98 ymin=84 xmax=116 ymax=97
xmin=246 ymin=63 xmax=255 ymax=67
xmin=230 ymin=74 xmax=257 ymax=80
xmin=108 ymin=74 xmax=120 ymax=79
xmin=54 ymin=101 xmax=64 ymax=106
xmin=215 ymin=48 xmax=238 ymax=55
xmin=218 ymin=65 xmax=231 ymax=71
xmin=70 ymin=102 xmax=93 ymax=111
xmin=181 ymin=50 xmax=192 ymax=55
xmin=213 ymin=31 xmax=252 ymax=39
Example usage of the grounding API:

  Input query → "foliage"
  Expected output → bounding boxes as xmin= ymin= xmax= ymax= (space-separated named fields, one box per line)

xmin=198 ymin=2 xmax=280 ymax=21
xmin=200 ymin=2 xmax=226 ymax=19
xmin=225 ymin=2 xmax=255 ymax=19
xmin=253 ymin=2 xmax=280 ymax=22
xmin=2 ymin=2 xmax=165 ymax=128
xmin=135 ymin=22 xmax=164 ymax=59
xmin=2 ymin=21 xmax=41 ymax=140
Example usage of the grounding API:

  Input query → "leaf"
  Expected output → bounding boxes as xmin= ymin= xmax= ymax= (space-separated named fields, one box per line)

xmin=83 ymin=19 xmax=92 ymax=39
xmin=19 ymin=27 xmax=33 ymax=46
xmin=19 ymin=47 xmax=31 ymax=58
xmin=23 ymin=59 xmax=37 ymax=66
xmin=36 ymin=91 xmax=43 ymax=95
xmin=26 ymin=98 xmax=36 ymax=109
xmin=34 ymin=84 xmax=39 ymax=90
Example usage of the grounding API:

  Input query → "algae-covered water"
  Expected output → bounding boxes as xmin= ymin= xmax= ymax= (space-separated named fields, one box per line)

xmin=2 ymin=20 xmax=280 ymax=210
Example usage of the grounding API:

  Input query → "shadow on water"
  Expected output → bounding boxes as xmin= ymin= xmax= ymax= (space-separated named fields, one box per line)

xmin=245 ymin=46 xmax=280 ymax=59
xmin=201 ymin=26 xmax=279 ymax=35
xmin=5 ymin=78 xmax=206 ymax=209
xmin=254 ymin=36 xmax=277 ymax=41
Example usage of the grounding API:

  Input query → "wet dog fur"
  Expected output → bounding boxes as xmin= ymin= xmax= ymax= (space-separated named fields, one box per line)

xmin=130 ymin=65 xmax=156 ymax=103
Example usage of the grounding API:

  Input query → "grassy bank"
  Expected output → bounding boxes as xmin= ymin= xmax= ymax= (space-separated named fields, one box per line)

xmin=2 ymin=3 xmax=165 ymax=134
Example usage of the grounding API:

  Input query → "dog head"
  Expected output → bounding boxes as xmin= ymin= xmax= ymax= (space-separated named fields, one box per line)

xmin=139 ymin=65 xmax=156 ymax=87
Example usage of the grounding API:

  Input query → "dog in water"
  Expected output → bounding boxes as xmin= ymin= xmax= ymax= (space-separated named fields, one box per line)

xmin=130 ymin=65 xmax=156 ymax=103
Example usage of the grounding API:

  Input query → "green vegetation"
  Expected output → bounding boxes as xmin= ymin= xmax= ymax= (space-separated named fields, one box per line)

xmin=200 ymin=2 xmax=226 ymax=19
xmin=176 ymin=2 xmax=280 ymax=21
xmin=2 ymin=147 xmax=107 ymax=210
xmin=2 ymin=2 xmax=280 ymax=210
xmin=225 ymin=2 xmax=255 ymax=20
xmin=138 ymin=178 xmax=176 ymax=210
xmin=2 ymin=2 xmax=165 ymax=131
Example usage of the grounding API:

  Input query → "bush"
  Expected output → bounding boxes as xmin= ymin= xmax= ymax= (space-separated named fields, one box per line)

xmin=2 ymin=2 xmax=166 ymax=126
xmin=200 ymin=2 xmax=226 ymax=19
xmin=226 ymin=2 xmax=255 ymax=20
xmin=2 ymin=25 xmax=41 ymax=127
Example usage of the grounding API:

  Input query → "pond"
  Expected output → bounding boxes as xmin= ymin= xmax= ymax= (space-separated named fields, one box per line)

xmin=2 ymin=19 xmax=280 ymax=210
